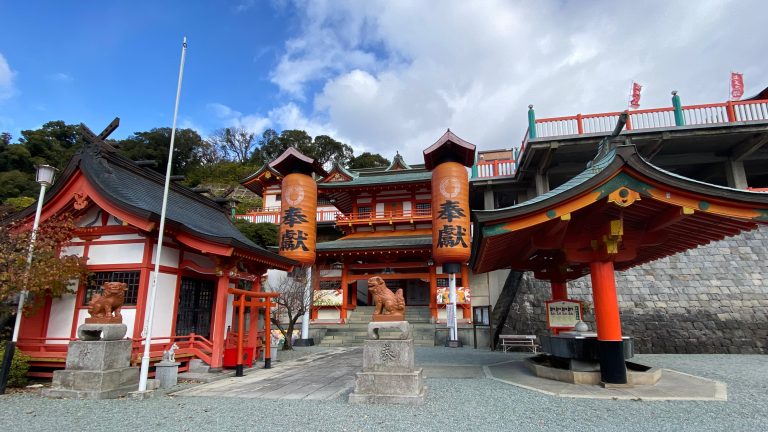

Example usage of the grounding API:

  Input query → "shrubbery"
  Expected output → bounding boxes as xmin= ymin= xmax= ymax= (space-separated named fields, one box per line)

xmin=0 ymin=342 xmax=31 ymax=388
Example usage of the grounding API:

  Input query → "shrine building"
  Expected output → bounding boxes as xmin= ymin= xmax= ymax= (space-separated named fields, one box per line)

xmin=242 ymin=131 xmax=478 ymax=324
xmin=12 ymin=131 xmax=295 ymax=377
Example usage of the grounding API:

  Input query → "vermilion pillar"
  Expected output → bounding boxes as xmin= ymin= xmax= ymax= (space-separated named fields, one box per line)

xmin=340 ymin=265 xmax=348 ymax=323
xmin=210 ymin=274 xmax=230 ymax=370
xmin=551 ymin=281 xmax=567 ymax=300
xmin=589 ymin=261 xmax=627 ymax=384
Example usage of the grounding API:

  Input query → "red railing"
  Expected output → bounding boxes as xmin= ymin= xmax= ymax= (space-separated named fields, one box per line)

xmin=476 ymin=159 xmax=516 ymax=178
xmin=237 ymin=208 xmax=343 ymax=224
xmin=17 ymin=333 xmax=215 ymax=378
xmin=336 ymin=208 xmax=432 ymax=226
xmin=534 ymin=99 xmax=768 ymax=138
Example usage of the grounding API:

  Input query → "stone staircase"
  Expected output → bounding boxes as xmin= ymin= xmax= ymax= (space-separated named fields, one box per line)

xmin=316 ymin=306 xmax=436 ymax=347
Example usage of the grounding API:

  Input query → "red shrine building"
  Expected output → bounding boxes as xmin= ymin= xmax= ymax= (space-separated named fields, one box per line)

xmin=13 ymin=134 xmax=295 ymax=377
xmin=243 ymin=131 xmax=478 ymax=324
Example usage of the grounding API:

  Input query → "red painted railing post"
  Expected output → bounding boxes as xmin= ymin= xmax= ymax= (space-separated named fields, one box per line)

xmin=576 ymin=114 xmax=584 ymax=134
xmin=625 ymin=114 xmax=632 ymax=130
xmin=726 ymin=101 xmax=736 ymax=122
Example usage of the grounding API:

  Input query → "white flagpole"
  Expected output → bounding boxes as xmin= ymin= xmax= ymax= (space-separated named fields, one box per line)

xmin=138 ymin=37 xmax=187 ymax=392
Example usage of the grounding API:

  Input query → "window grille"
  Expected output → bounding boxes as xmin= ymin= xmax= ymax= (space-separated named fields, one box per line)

xmin=82 ymin=271 xmax=140 ymax=306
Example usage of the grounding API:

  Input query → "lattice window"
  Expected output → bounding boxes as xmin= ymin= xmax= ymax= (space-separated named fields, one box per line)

xmin=357 ymin=206 xmax=371 ymax=217
xmin=320 ymin=280 xmax=341 ymax=290
xmin=415 ymin=202 xmax=431 ymax=213
xmin=82 ymin=271 xmax=140 ymax=306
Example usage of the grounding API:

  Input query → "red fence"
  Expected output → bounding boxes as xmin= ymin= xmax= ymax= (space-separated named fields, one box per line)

xmin=534 ymin=99 xmax=768 ymax=138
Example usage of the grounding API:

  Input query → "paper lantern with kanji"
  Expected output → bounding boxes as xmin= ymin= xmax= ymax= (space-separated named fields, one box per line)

xmin=431 ymin=161 xmax=470 ymax=265
xmin=278 ymin=173 xmax=317 ymax=265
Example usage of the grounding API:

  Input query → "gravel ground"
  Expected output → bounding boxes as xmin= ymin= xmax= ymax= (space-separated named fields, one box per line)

xmin=1 ymin=348 xmax=766 ymax=432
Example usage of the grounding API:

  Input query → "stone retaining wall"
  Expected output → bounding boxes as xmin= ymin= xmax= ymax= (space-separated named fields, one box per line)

xmin=503 ymin=225 xmax=768 ymax=354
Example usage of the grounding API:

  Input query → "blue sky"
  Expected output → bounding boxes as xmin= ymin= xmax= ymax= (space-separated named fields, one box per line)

xmin=0 ymin=1 xmax=300 ymax=139
xmin=1 ymin=0 xmax=767 ymax=163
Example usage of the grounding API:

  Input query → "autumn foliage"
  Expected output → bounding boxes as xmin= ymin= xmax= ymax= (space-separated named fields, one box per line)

xmin=0 ymin=216 xmax=88 ymax=315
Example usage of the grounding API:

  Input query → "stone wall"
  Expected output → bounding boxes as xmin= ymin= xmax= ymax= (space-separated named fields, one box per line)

xmin=503 ymin=225 xmax=768 ymax=354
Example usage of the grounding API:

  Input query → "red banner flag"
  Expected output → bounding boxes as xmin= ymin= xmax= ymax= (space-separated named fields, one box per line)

xmin=730 ymin=72 xmax=744 ymax=100
xmin=629 ymin=82 xmax=642 ymax=109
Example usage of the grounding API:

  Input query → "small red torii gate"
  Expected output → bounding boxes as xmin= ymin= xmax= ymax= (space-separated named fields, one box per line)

xmin=227 ymin=288 xmax=279 ymax=376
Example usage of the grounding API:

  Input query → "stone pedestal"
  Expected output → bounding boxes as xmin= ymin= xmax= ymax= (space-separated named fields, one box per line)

xmin=349 ymin=322 xmax=426 ymax=405
xmin=155 ymin=361 xmax=180 ymax=389
xmin=43 ymin=339 xmax=139 ymax=399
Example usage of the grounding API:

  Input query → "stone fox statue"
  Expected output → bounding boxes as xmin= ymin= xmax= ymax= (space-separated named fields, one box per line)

xmin=368 ymin=276 xmax=405 ymax=316
xmin=87 ymin=281 xmax=127 ymax=321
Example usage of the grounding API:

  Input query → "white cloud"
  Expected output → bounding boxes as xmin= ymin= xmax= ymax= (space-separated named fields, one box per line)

xmin=207 ymin=102 xmax=271 ymax=134
xmin=50 ymin=72 xmax=73 ymax=83
xmin=263 ymin=0 xmax=768 ymax=165
xmin=0 ymin=53 xmax=17 ymax=101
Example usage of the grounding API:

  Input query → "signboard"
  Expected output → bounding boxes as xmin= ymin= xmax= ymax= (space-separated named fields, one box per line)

xmin=436 ymin=287 xmax=471 ymax=304
xmin=313 ymin=289 xmax=342 ymax=306
xmin=446 ymin=302 xmax=456 ymax=327
xmin=545 ymin=300 xmax=582 ymax=329
xmin=473 ymin=306 xmax=490 ymax=326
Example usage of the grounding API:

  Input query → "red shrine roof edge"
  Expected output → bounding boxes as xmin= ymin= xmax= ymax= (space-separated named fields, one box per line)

xmin=270 ymin=147 xmax=328 ymax=177
xmin=423 ymin=129 xmax=476 ymax=170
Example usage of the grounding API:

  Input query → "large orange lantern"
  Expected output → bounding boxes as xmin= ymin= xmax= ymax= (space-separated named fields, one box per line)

xmin=431 ymin=161 xmax=470 ymax=265
xmin=278 ymin=173 xmax=317 ymax=265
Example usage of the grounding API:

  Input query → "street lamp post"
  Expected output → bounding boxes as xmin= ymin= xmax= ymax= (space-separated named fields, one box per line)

xmin=0 ymin=165 xmax=58 ymax=394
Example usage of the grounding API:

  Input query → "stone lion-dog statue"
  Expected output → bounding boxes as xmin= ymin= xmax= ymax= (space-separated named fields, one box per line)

xmin=368 ymin=276 xmax=406 ymax=322
xmin=85 ymin=281 xmax=127 ymax=324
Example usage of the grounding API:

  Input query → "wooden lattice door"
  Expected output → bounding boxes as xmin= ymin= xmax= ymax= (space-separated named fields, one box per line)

xmin=175 ymin=277 xmax=215 ymax=339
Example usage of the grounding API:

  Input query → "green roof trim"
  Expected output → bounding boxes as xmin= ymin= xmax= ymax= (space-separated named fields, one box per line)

xmin=318 ymin=170 xmax=432 ymax=188
xmin=316 ymin=235 xmax=432 ymax=251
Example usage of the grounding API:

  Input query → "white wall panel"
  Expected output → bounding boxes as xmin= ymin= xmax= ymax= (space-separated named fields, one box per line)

xmin=88 ymin=243 xmax=144 ymax=265
xmin=152 ymin=245 xmax=180 ymax=268
xmin=46 ymin=294 xmax=77 ymax=343
xmin=149 ymin=272 xmax=178 ymax=342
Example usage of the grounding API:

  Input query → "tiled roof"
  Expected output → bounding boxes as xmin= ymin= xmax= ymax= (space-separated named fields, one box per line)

xmin=35 ymin=141 xmax=296 ymax=267
xmin=316 ymin=235 xmax=432 ymax=251
xmin=318 ymin=170 xmax=432 ymax=189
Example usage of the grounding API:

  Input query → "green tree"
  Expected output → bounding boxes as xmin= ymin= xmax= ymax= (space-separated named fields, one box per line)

xmin=252 ymin=129 xmax=353 ymax=167
xmin=232 ymin=219 xmax=278 ymax=247
xmin=184 ymin=161 xmax=260 ymax=187
xmin=0 ymin=171 xmax=37 ymax=202
xmin=311 ymin=135 xmax=354 ymax=167
xmin=17 ymin=121 xmax=84 ymax=169
xmin=348 ymin=152 xmax=390 ymax=169
xmin=3 ymin=197 xmax=36 ymax=212
xmin=115 ymin=128 xmax=205 ymax=175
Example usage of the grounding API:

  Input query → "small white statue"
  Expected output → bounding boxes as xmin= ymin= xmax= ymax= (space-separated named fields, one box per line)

xmin=162 ymin=342 xmax=180 ymax=362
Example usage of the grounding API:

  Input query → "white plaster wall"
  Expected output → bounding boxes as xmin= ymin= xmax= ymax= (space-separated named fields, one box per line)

xmin=375 ymin=203 xmax=385 ymax=214
xmin=88 ymin=242 xmax=144 ymax=265
xmin=96 ymin=233 xmax=143 ymax=241
xmin=73 ymin=306 xmax=137 ymax=338
xmin=46 ymin=293 xmax=77 ymax=343
xmin=402 ymin=201 xmax=412 ymax=212
xmin=469 ymin=271 xmax=490 ymax=307
xmin=225 ymin=285 xmax=235 ymax=330
xmin=148 ymin=272 xmax=178 ymax=342
xmin=356 ymin=197 xmax=372 ymax=204
xmin=264 ymin=193 xmax=279 ymax=208
xmin=61 ymin=245 xmax=85 ymax=257
xmin=415 ymin=194 xmax=431 ymax=200
xmin=152 ymin=245 xmax=180 ymax=268
xmin=76 ymin=207 xmax=102 ymax=227
xmin=487 ymin=269 xmax=510 ymax=309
